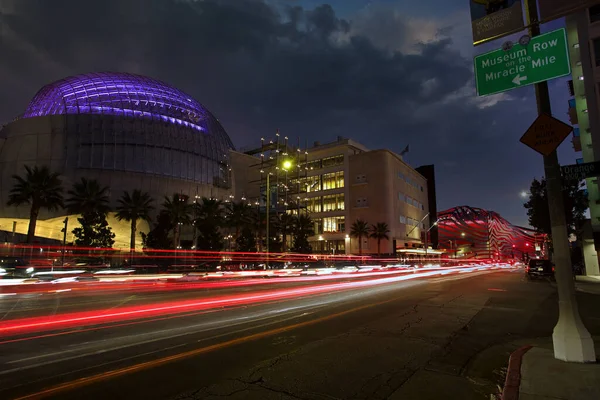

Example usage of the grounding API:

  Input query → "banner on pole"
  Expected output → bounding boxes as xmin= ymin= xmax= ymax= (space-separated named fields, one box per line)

xmin=470 ymin=0 xmax=525 ymax=46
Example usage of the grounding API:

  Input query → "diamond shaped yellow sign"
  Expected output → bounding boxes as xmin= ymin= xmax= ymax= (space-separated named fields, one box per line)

xmin=520 ymin=113 xmax=573 ymax=156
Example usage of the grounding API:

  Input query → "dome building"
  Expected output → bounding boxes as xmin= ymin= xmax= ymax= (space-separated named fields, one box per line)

xmin=0 ymin=72 xmax=235 ymax=248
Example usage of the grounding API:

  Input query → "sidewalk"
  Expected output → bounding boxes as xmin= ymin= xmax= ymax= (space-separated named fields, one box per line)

xmin=502 ymin=339 xmax=600 ymax=400
xmin=575 ymin=275 xmax=600 ymax=283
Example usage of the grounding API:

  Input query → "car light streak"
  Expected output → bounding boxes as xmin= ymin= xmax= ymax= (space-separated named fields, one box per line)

xmin=0 ymin=265 xmax=511 ymax=337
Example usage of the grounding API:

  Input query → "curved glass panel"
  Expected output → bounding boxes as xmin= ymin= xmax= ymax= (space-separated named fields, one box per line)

xmin=22 ymin=72 xmax=233 ymax=148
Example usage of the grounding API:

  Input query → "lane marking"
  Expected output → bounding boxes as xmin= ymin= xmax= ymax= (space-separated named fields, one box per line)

xmin=13 ymin=296 xmax=402 ymax=400
xmin=3 ymin=303 xmax=328 ymax=370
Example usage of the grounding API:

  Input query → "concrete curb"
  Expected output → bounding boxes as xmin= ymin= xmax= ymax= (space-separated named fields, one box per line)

xmin=501 ymin=345 xmax=533 ymax=400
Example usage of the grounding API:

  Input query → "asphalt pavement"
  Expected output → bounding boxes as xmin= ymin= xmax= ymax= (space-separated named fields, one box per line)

xmin=1 ymin=267 xmax=597 ymax=400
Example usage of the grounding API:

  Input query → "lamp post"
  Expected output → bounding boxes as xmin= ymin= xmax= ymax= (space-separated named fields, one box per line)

xmin=266 ymin=159 xmax=293 ymax=265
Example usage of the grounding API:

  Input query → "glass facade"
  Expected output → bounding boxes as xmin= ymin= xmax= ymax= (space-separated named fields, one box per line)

xmin=306 ymin=194 xmax=345 ymax=213
xmin=23 ymin=73 xmax=234 ymax=185
xmin=323 ymin=216 xmax=345 ymax=233
xmin=322 ymin=194 xmax=345 ymax=211
xmin=322 ymin=171 xmax=344 ymax=190
xmin=295 ymin=171 xmax=344 ymax=193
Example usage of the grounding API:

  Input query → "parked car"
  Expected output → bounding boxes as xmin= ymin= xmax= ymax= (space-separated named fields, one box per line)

xmin=526 ymin=259 xmax=554 ymax=280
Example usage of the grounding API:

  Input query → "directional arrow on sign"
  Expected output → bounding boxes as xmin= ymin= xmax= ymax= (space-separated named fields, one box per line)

xmin=512 ymin=74 xmax=527 ymax=85
xmin=474 ymin=28 xmax=571 ymax=96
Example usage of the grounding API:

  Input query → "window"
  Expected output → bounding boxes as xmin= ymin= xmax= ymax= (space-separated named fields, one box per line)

xmin=307 ymin=197 xmax=322 ymax=213
xmin=399 ymin=215 xmax=407 ymax=224
xmin=323 ymin=216 xmax=345 ymax=233
xmin=590 ymin=5 xmax=600 ymax=23
xmin=298 ymin=175 xmax=321 ymax=192
xmin=398 ymin=172 xmax=405 ymax=180
xmin=355 ymin=174 xmax=367 ymax=183
xmin=323 ymin=194 xmax=344 ymax=211
xmin=355 ymin=197 xmax=368 ymax=207
xmin=322 ymin=171 xmax=344 ymax=190
xmin=313 ymin=218 xmax=323 ymax=234
xmin=322 ymin=155 xmax=344 ymax=168
xmin=594 ymin=38 xmax=600 ymax=66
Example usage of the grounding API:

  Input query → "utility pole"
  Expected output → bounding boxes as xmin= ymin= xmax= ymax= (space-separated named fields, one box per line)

xmin=60 ymin=217 xmax=68 ymax=270
xmin=266 ymin=172 xmax=271 ymax=269
xmin=525 ymin=0 xmax=595 ymax=362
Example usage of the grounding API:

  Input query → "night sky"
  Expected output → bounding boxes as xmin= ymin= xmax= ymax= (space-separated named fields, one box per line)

xmin=0 ymin=0 xmax=577 ymax=227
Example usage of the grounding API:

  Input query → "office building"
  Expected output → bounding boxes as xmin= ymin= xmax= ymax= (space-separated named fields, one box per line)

xmin=234 ymin=137 xmax=436 ymax=255
xmin=565 ymin=6 xmax=600 ymax=275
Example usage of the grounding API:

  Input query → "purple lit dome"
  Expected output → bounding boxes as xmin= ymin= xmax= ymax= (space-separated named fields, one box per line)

xmin=22 ymin=72 xmax=232 ymax=144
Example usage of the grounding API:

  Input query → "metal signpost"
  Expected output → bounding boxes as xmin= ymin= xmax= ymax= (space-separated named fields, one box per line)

xmin=474 ymin=28 xmax=570 ymax=96
xmin=472 ymin=0 xmax=594 ymax=363
xmin=519 ymin=0 xmax=594 ymax=363
xmin=561 ymin=161 xmax=600 ymax=181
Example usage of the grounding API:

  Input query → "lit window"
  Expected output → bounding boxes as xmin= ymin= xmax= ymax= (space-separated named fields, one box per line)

xmin=323 ymin=193 xmax=344 ymax=211
xmin=323 ymin=216 xmax=345 ymax=233
xmin=307 ymin=197 xmax=322 ymax=213
xmin=322 ymin=171 xmax=344 ymax=190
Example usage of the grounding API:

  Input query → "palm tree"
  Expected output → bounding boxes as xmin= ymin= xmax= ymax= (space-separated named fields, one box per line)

xmin=7 ymin=165 xmax=64 ymax=243
xmin=194 ymin=197 xmax=224 ymax=251
xmin=350 ymin=219 xmax=370 ymax=255
xmin=278 ymin=213 xmax=295 ymax=252
xmin=225 ymin=201 xmax=253 ymax=240
xmin=162 ymin=194 xmax=192 ymax=248
xmin=370 ymin=222 xmax=390 ymax=256
xmin=291 ymin=214 xmax=314 ymax=253
xmin=115 ymin=190 xmax=154 ymax=251
xmin=65 ymin=178 xmax=111 ymax=215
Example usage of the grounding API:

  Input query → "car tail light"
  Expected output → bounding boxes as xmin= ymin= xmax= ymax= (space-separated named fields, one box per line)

xmin=526 ymin=266 xmax=529 ymax=272
xmin=552 ymin=266 xmax=555 ymax=272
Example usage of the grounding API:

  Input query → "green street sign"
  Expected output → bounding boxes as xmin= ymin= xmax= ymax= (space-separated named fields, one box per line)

xmin=474 ymin=28 xmax=571 ymax=96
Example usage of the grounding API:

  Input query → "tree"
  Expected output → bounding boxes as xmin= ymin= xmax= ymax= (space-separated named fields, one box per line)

xmin=141 ymin=211 xmax=173 ymax=250
xmin=350 ymin=219 xmax=370 ymax=255
xmin=236 ymin=226 xmax=257 ymax=252
xmin=370 ymin=222 xmax=390 ymax=256
xmin=524 ymin=178 xmax=588 ymax=239
xmin=7 ymin=165 xmax=64 ymax=243
xmin=115 ymin=190 xmax=154 ymax=251
xmin=278 ymin=213 xmax=295 ymax=252
xmin=291 ymin=214 xmax=314 ymax=253
xmin=162 ymin=194 xmax=192 ymax=248
xmin=225 ymin=201 xmax=253 ymax=240
xmin=195 ymin=197 xmax=224 ymax=251
xmin=267 ymin=213 xmax=283 ymax=253
xmin=65 ymin=178 xmax=111 ymax=215
xmin=72 ymin=211 xmax=115 ymax=248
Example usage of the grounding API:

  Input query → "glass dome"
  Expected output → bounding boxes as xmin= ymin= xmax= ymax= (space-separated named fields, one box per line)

xmin=22 ymin=72 xmax=232 ymax=143
xmin=21 ymin=72 xmax=234 ymax=185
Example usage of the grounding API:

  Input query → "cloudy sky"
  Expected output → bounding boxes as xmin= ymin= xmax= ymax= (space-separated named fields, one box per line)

xmin=0 ymin=0 xmax=576 ymax=227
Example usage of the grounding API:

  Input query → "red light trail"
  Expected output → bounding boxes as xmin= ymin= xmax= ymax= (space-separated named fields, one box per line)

xmin=0 ymin=265 xmax=517 ymax=338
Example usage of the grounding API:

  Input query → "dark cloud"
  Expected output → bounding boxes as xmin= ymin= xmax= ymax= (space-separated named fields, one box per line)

xmin=0 ymin=0 xmax=563 ymax=225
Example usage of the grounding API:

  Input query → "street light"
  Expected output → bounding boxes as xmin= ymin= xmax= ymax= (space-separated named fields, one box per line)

xmin=266 ymin=159 xmax=293 ymax=258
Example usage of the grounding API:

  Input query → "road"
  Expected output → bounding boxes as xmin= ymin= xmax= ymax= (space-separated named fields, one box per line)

xmin=1 ymin=266 xmax=598 ymax=400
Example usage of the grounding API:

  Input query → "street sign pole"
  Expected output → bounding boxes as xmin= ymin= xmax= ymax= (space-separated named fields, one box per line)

xmin=525 ymin=0 xmax=595 ymax=363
